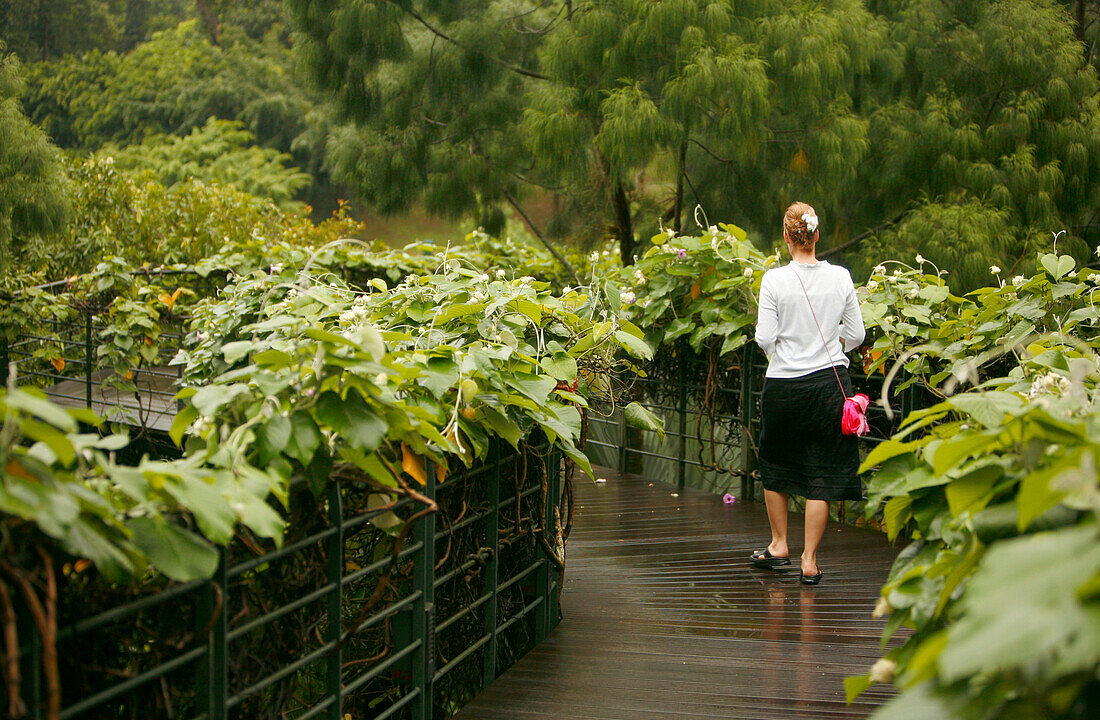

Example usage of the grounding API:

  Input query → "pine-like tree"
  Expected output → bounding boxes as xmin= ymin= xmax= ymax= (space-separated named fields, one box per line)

xmin=0 ymin=48 xmax=69 ymax=273
xmin=288 ymin=1 xmax=1100 ymax=287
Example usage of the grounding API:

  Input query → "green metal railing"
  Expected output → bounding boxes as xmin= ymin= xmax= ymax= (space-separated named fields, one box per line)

xmin=0 ymin=270 xmax=220 ymax=430
xmin=9 ymin=439 xmax=563 ymax=719
xmin=586 ymin=344 xmax=920 ymax=516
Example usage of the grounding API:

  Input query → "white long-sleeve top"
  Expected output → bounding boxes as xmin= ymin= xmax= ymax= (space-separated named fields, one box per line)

xmin=754 ymin=260 xmax=865 ymax=378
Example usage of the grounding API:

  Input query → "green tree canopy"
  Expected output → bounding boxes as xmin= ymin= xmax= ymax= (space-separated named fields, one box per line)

xmin=22 ymin=20 xmax=310 ymax=155
xmin=102 ymin=117 xmax=312 ymax=210
xmin=290 ymin=0 xmax=1100 ymax=289
xmin=0 ymin=49 xmax=68 ymax=272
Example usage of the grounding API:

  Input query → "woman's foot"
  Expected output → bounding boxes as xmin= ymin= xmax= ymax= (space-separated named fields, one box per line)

xmin=800 ymin=554 xmax=822 ymax=584
xmin=799 ymin=569 xmax=823 ymax=585
xmin=751 ymin=544 xmax=791 ymax=569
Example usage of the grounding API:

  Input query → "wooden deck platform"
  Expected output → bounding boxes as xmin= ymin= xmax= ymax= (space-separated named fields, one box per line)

xmin=41 ymin=368 xmax=179 ymax=432
xmin=455 ymin=467 xmax=900 ymax=720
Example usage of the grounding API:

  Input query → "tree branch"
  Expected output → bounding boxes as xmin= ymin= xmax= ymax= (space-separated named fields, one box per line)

xmin=818 ymin=212 xmax=907 ymax=259
xmin=386 ymin=1 xmax=549 ymax=80
xmin=688 ymin=138 xmax=735 ymax=164
xmin=502 ymin=189 xmax=581 ymax=285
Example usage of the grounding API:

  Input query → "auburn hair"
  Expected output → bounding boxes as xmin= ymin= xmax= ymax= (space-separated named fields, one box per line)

xmin=783 ymin=202 xmax=818 ymax=249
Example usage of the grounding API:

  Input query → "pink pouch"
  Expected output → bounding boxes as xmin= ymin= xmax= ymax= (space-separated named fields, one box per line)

xmin=842 ymin=393 xmax=870 ymax=436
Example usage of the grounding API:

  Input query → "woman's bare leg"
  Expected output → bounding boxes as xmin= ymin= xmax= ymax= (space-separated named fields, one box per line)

xmin=802 ymin=499 xmax=829 ymax=574
xmin=763 ymin=489 xmax=790 ymax=557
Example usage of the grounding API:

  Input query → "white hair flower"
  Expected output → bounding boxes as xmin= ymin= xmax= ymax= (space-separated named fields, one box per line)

xmin=915 ymin=254 xmax=925 ymax=265
xmin=495 ymin=269 xmax=506 ymax=279
xmin=742 ymin=267 xmax=753 ymax=278
xmin=620 ymin=290 xmax=636 ymax=304
xmin=801 ymin=212 xmax=818 ymax=233
xmin=872 ymin=264 xmax=886 ymax=276
xmin=990 ymin=265 xmax=1001 ymax=274
xmin=1013 ymin=275 xmax=1027 ymax=286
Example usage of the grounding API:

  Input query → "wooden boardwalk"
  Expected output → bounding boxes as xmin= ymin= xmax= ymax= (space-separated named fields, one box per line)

xmin=455 ymin=467 xmax=899 ymax=720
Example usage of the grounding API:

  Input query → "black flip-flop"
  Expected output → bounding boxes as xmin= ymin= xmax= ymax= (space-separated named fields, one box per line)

xmin=800 ymin=569 xmax=823 ymax=585
xmin=751 ymin=548 xmax=792 ymax=569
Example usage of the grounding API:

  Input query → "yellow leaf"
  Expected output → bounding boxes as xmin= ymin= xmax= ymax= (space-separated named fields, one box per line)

xmin=690 ymin=279 xmax=701 ymax=300
xmin=124 ymin=370 xmax=133 ymax=380
xmin=4 ymin=459 xmax=37 ymax=482
xmin=436 ymin=461 xmax=447 ymax=485
xmin=74 ymin=559 xmax=91 ymax=573
xmin=401 ymin=442 xmax=427 ymax=485
xmin=50 ymin=357 xmax=66 ymax=372
xmin=159 ymin=287 xmax=183 ymax=309
xmin=790 ymin=149 xmax=809 ymax=174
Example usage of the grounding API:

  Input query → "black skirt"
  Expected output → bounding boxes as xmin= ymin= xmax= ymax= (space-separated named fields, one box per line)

xmin=757 ymin=366 xmax=862 ymax=501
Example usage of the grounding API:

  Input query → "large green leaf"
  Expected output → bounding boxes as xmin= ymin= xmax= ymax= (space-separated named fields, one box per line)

xmin=540 ymin=351 xmax=578 ymax=382
xmin=938 ymin=523 xmax=1100 ymax=684
xmin=419 ymin=357 xmax=459 ymax=399
xmin=314 ymin=390 xmax=388 ymax=452
xmin=128 ymin=516 xmax=219 ymax=582
xmin=480 ymin=406 xmax=522 ymax=448
xmin=624 ymin=401 xmax=666 ymax=440
xmin=4 ymin=388 xmax=77 ymax=431
xmin=284 ymin=411 xmax=321 ymax=466
xmin=946 ymin=392 xmax=1023 ymax=429
xmin=191 ymin=383 xmax=251 ymax=416
xmin=614 ymin=330 xmax=653 ymax=360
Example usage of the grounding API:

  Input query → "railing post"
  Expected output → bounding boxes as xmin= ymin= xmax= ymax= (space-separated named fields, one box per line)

xmin=325 ymin=480 xmax=344 ymax=719
xmin=547 ymin=449 xmax=561 ymax=632
xmin=16 ymin=601 xmax=43 ymax=720
xmin=535 ymin=448 xmax=561 ymax=642
xmin=84 ymin=310 xmax=93 ymax=409
xmin=739 ymin=347 xmax=756 ymax=501
xmin=481 ymin=440 xmax=500 ymax=688
xmin=617 ymin=405 xmax=627 ymax=472
xmin=411 ymin=463 xmax=437 ymax=720
xmin=1 ymin=318 xmax=10 ymax=388
xmin=197 ymin=548 xmax=228 ymax=720
xmin=677 ymin=366 xmax=686 ymax=494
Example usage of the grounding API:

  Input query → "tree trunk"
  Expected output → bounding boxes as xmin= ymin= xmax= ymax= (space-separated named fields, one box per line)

xmin=195 ymin=0 xmax=220 ymax=46
xmin=673 ymin=141 xmax=687 ymax=234
xmin=612 ymin=181 xmax=635 ymax=267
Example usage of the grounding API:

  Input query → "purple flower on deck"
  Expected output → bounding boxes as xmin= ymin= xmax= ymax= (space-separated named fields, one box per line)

xmin=722 ymin=493 xmax=737 ymax=505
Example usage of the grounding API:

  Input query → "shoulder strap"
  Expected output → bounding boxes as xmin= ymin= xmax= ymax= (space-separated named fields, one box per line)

xmin=790 ymin=266 xmax=848 ymax=397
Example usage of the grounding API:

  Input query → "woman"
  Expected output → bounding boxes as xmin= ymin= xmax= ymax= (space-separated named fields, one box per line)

xmin=750 ymin=202 xmax=865 ymax=585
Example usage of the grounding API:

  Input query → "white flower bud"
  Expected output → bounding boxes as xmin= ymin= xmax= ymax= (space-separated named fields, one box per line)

xmin=869 ymin=658 xmax=897 ymax=684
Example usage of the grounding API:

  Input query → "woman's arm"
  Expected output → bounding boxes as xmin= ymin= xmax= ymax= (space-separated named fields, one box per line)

xmin=755 ymin=273 xmax=778 ymax=356
xmin=840 ymin=275 xmax=865 ymax=351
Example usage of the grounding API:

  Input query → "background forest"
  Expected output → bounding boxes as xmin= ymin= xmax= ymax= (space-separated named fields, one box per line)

xmin=6 ymin=0 xmax=1100 ymax=288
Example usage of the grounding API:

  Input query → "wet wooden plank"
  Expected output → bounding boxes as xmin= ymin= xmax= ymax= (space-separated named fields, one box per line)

xmin=40 ymin=367 xmax=179 ymax=432
xmin=455 ymin=467 xmax=901 ymax=720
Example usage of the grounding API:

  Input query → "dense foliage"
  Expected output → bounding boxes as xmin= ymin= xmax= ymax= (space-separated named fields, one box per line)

xmin=3 ymin=155 xmax=362 ymax=283
xmin=843 ymin=250 xmax=1100 ymax=718
xmin=102 ymin=118 xmax=312 ymax=211
xmin=288 ymin=0 xmax=1100 ymax=289
xmin=0 ymin=49 xmax=68 ymax=271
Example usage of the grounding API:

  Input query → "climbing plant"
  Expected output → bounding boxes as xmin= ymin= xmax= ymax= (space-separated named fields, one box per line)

xmin=847 ymin=249 xmax=1100 ymax=719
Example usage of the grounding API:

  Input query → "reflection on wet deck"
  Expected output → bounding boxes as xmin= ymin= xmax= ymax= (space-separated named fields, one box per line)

xmin=455 ymin=467 xmax=899 ymax=719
